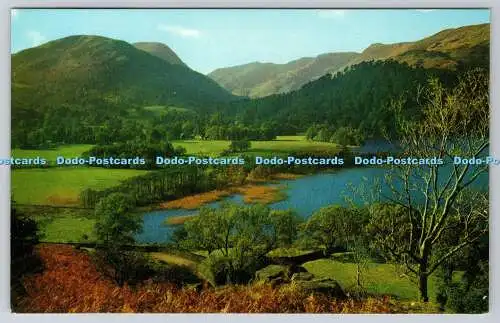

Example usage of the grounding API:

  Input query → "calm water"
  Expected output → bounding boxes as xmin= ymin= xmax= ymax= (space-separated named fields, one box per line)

xmin=135 ymin=165 xmax=488 ymax=244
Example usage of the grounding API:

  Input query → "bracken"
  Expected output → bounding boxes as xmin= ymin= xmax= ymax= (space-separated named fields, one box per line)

xmin=18 ymin=244 xmax=424 ymax=313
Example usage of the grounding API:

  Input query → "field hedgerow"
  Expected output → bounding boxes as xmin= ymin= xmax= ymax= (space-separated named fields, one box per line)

xmin=18 ymin=244 xmax=436 ymax=313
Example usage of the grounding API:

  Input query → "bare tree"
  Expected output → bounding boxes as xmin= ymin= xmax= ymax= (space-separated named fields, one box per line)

xmin=368 ymin=69 xmax=489 ymax=302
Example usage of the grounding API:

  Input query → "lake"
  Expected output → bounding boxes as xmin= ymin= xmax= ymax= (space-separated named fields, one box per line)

xmin=135 ymin=164 xmax=488 ymax=244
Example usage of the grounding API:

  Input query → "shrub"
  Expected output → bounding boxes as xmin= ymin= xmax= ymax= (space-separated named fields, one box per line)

xmin=229 ymin=140 xmax=251 ymax=152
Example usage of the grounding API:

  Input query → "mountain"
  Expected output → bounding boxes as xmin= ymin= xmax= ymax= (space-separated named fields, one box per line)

xmin=208 ymin=52 xmax=359 ymax=98
xmin=350 ymin=23 xmax=490 ymax=70
xmin=133 ymin=42 xmax=187 ymax=66
xmin=225 ymin=60 xmax=457 ymax=138
xmin=11 ymin=35 xmax=237 ymax=147
xmin=209 ymin=23 xmax=489 ymax=98
xmin=12 ymin=35 xmax=234 ymax=113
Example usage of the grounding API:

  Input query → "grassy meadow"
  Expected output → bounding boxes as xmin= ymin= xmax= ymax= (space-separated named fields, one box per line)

xmin=11 ymin=144 xmax=94 ymax=161
xmin=12 ymin=167 xmax=148 ymax=205
xmin=12 ymin=136 xmax=330 ymax=206
xmin=37 ymin=214 xmax=97 ymax=243
xmin=302 ymin=259 xmax=453 ymax=301
xmin=172 ymin=135 xmax=340 ymax=156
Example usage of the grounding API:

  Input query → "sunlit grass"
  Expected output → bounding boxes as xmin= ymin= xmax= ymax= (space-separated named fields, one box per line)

xmin=12 ymin=167 xmax=148 ymax=205
xmin=36 ymin=214 xmax=97 ymax=243
xmin=172 ymin=136 xmax=340 ymax=156
xmin=11 ymin=144 xmax=94 ymax=161
xmin=303 ymin=259 xmax=463 ymax=301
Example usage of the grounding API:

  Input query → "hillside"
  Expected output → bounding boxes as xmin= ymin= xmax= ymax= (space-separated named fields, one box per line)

xmin=209 ymin=52 xmax=359 ymax=98
xmin=350 ymin=23 xmax=490 ymax=70
xmin=11 ymin=35 xmax=236 ymax=147
xmin=225 ymin=60 xmax=456 ymax=137
xmin=134 ymin=42 xmax=187 ymax=66
xmin=209 ymin=23 xmax=489 ymax=98
xmin=12 ymin=35 xmax=234 ymax=112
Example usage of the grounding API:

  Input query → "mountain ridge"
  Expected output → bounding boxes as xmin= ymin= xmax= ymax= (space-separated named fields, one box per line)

xmin=133 ymin=42 xmax=187 ymax=67
xmin=208 ymin=23 xmax=489 ymax=98
xmin=12 ymin=35 xmax=234 ymax=111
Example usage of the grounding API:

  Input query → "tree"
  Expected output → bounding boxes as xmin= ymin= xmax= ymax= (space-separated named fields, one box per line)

xmin=11 ymin=204 xmax=43 ymax=309
xmin=305 ymin=125 xmax=318 ymax=141
xmin=92 ymin=193 xmax=146 ymax=285
xmin=369 ymin=69 xmax=489 ymax=302
xmin=351 ymin=236 xmax=370 ymax=297
xmin=181 ymin=205 xmax=233 ymax=256
xmin=268 ymin=210 xmax=302 ymax=247
xmin=180 ymin=203 xmax=299 ymax=284
xmin=313 ymin=127 xmax=330 ymax=142
xmin=331 ymin=126 xmax=365 ymax=146
xmin=229 ymin=140 xmax=251 ymax=152
xmin=300 ymin=205 xmax=367 ymax=255
xmin=94 ymin=193 xmax=141 ymax=245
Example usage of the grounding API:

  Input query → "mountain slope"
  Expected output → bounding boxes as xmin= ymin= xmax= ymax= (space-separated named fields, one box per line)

xmin=351 ymin=23 xmax=490 ymax=70
xmin=12 ymin=35 xmax=234 ymax=113
xmin=133 ymin=42 xmax=187 ymax=66
xmin=209 ymin=23 xmax=489 ymax=98
xmin=208 ymin=52 xmax=359 ymax=98
xmin=224 ymin=60 xmax=458 ymax=138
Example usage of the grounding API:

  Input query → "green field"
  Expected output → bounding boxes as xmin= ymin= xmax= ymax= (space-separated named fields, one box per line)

xmin=37 ymin=214 xmax=97 ymax=243
xmin=303 ymin=259 xmax=462 ymax=301
xmin=173 ymin=136 xmax=340 ymax=156
xmin=12 ymin=144 xmax=94 ymax=161
xmin=12 ymin=167 xmax=148 ymax=205
xmin=173 ymin=140 xmax=232 ymax=156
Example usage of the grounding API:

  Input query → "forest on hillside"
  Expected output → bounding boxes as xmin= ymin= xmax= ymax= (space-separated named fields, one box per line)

xmin=12 ymin=60 xmax=463 ymax=149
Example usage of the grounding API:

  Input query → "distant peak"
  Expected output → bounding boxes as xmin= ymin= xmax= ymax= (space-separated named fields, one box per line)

xmin=133 ymin=42 xmax=186 ymax=67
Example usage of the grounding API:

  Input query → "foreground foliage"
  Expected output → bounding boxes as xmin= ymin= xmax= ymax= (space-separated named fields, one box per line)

xmin=18 ymin=245 xmax=438 ymax=313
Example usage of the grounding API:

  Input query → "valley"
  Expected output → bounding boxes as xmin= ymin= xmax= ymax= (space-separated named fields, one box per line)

xmin=10 ymin=13 xmax=490 ymax=314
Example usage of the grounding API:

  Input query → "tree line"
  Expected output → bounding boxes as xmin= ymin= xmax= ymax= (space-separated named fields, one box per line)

xmin=12 ymin=60 xmax=457 ymax=149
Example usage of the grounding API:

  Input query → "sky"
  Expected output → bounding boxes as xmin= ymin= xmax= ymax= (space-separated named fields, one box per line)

xmin=10 ymin=9 xmax=490 ymax=74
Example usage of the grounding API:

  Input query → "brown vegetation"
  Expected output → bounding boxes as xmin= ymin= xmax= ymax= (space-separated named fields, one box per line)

xmin=158 ymin=184 xmax=286 ymax=211
xmin=159 ymin=190 xmax=231 ymax=210
xmin=163 ymin=214 xmax=197 ymax=225
xmin=17 ymin=244 xmax=435 ymax=313
xmin=236 ymin=185 xmax=286 ymax=204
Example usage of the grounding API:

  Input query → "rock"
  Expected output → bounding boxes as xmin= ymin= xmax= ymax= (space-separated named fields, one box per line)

xmin=255 ymin=265 xmax=290 ymax=283
xmin=267 ymin=249 xmax=324 ymax=267
xmin=296 ymin=278 xmax=346 ymax=299
xmin=291 ymin=272 xmax=314 ymax=281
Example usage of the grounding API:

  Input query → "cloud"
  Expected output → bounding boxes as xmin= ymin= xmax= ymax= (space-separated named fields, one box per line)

xmin=27 ymin=31 xmax=46 ymax=47
xmin=157 ymin=24 xmax=201 ymax=38
xmin=317 ymin=9 xmax=347 ymax=19
xmin=415 ymin=9 xmax=436 ymax=13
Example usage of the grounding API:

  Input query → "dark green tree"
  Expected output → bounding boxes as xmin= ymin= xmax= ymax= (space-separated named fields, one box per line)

xmin=11 ymin=204 xmax=43 ymax=310
xmin=94 ymin=193 xmax=141 ymax=245
xmin=301 ymin=205 xmax=367 ymax=255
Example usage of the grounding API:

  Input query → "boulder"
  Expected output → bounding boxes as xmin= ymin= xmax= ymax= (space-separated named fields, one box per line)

xmin=267 ymin=249 xmax=324 ymax=267
xmin=296 ymin=278 xmax=346 ymax=299
xmin=291 ymin=272 xmax=314 ymax=281
xmin=255 ymin=265 xmax=290 ymax=283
